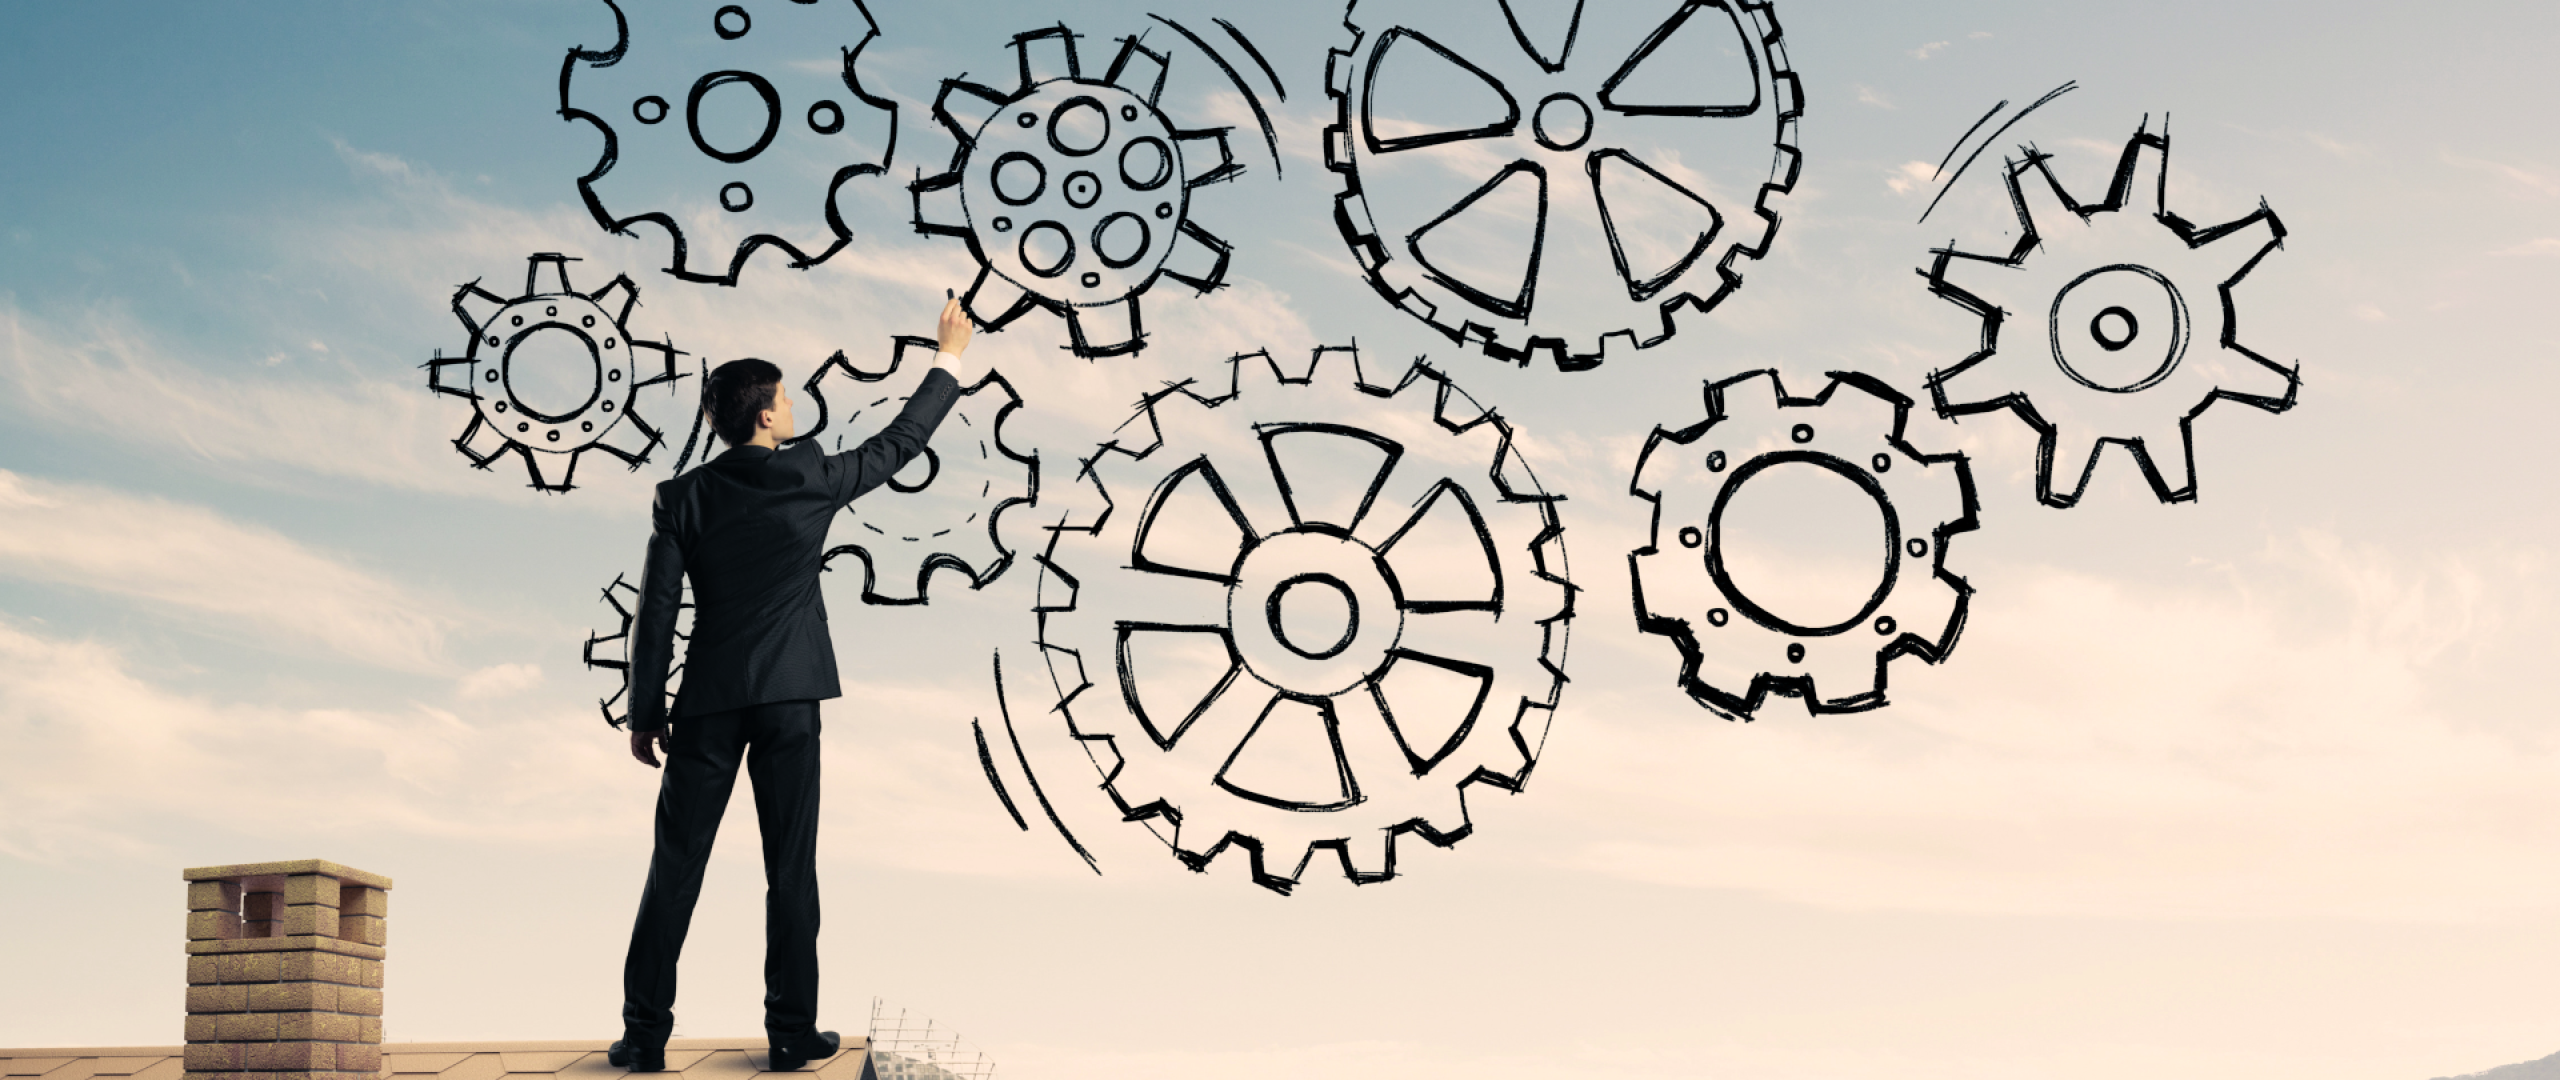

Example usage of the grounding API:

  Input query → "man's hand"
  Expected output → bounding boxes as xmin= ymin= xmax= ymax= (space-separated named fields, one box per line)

xmin=935 ymin=295 xmax=974 ymax=358
xmin=630 ymin=728 xmax=669 ymax=768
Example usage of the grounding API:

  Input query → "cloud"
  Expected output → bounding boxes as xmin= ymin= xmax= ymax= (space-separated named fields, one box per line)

xmin=2490 ymin=237 xmax=2560 ymax=257
xmin=457 ymin=662 xmax=543 ymax=700
xmin=0 ymin=469 xmax=457 ymax=673
xmin=1886 ymin=160 xmax=1939 ymax=197
xmin=1855 ymin=84 xmax=1894 ymax=110
xmin=2442 ymin=151 xmax=2560 ymax=199
xmin=1522 ymin=536 xmax=2560 ymax=923
xmin=1911 ymin=41 xmax=1950 ymax=60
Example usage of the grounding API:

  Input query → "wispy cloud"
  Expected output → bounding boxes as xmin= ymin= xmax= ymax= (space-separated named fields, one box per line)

xmin=2443 ymin=150 xmax=2560 ymax=198
xmin=457 ymin=662 xmax=543 ymax=700
xmin=0 ymin=469 xmax=457 ymax=673
xmin=1885 ymin=160 xmax=1938 ymax=197
xmin=1855 ymin=84 xmax=1894 ymax=110
xmin=1911 ymin=41 xmax=1950 ymax=60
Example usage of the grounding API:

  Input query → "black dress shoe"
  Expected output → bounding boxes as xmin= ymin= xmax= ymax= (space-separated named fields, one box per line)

xmin=767 ymin=1030 xmax=840 ymax=1071
xmin=608 ymin=1039 xmax=666 ymax=1073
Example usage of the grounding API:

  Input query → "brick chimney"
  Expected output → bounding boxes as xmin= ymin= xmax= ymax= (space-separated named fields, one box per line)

xmin=182 ymin=860 xmax=391 ymax=1080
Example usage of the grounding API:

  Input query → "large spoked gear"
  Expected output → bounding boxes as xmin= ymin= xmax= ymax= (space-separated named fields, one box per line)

xmin=561 ymin=0 xmax=898 ymax=285
xmin=1327 ymin=0 xmax=1802 ymax=371
xmin=1631 ymin=369 xmax=1978 ymax=719
xmin=583 ymin=571 xmax=693 ymax=729
xmin=910 ymin=26 xmax=1241 ymax=359
xmin=1926 ymin=119 xmax=2297 ymax=506
xmin=426 ymin=254 xmax=684 ymax=492
xmin=1033 ymin=347 xmax=1573 ymax=893
xmin=791 ymin=336 xmax=1039 ymax=605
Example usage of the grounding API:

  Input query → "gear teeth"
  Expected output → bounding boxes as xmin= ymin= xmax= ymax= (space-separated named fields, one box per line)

xmin=2041 ymin=424 xmax=2106 ymax=506
xmin=911 ymin=172 xmax=968 ymax=234
xmin=1013 ymin=25 xmax=1082 ymax=88
xmin=522 ymin=447 xmax=577 ymax=492
xmin=591 ymin=411 xmax=663 ymax=466
xmin=2128 ymin=421 xmax=2195 ymax=496
xmin=2016 ymin=150 xmax=2089 ymax=254
xmin=1178 ymin=129 xmax=1241 ymax=188
xmin=1160 ymin=222 xmax=1234 ymax=293
xmin=1066 ymin=298 xmax=1144 ymax=357
xmin=965 ymin=268 xmax=1036 ymax=330
xmin=934 ymin=81 xmax=1011 ymax=145
xmin=1102 ymin=36 xmax=1171 ymax=104
xmin=1330 ymin=830 xmax=1394 ymax=882
xmin=454 ymin=413 xmax=508 ymax=466
xmin=589 ymin=275 xmax=638 ymax=330
xmin=453 ymin=285 xmax=504 ymax=338
xmin=525 ymin=254 xmax=574 ymax=297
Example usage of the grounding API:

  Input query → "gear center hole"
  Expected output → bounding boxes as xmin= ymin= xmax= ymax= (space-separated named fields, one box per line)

xmin=1269 ymin=573 xmax=1360 ymax=661
xmin=503 ymin=325 xmax=603 ymax=424
xmin=1713 ymin=458 xmax=1894 ymax=633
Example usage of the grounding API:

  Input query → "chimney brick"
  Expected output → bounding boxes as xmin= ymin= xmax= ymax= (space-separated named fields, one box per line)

xmin=183 ymin=861 xmax=391 ymax=1080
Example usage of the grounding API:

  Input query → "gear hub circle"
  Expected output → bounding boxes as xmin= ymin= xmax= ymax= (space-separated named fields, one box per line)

xmin=1326 ymin=0 xmax=1802 ymax=370
xmin=1034 ymin=347 xmax=1572 ymax=892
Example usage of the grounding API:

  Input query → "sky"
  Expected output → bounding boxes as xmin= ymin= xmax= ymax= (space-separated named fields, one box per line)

xmin=3 ymin=1 xmax=2558 ymax=1078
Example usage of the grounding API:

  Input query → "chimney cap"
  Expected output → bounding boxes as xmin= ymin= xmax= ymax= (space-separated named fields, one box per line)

xmin=180 ymin=859 xmax=392 ymax=890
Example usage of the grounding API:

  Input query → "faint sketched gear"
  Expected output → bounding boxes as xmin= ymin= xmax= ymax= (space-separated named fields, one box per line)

xmin=1326 ymin=0 xmax=1802 ymax=370
xmin=1926 ymin=119 xmax=2296 ymax=506
xmin=1033 ymin=346 xmax=1573 ymax=892
xmin=561 ymin=0 xmax=898 ymax=284
xmin=583 ymin=571 xmax=692 ymax=729
xmin=791 ymin=335 xmax=1039 ymax=604
xmin=910 ymin=25 xmax=1241 ymax=359
xmin=1631 ymin=369 xmax=1978 ymax=719
xmin=426 ymin=253 xmax=684 ymax=492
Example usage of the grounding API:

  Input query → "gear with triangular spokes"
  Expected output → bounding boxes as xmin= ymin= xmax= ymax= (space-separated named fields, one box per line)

xmin=910 ymin=25 xmax=1240 ymax=358
xmin=1327 ymin=0 xmax=1801 ymax=370
xmin=1033 ymin=346 xmax=1572 ymax=893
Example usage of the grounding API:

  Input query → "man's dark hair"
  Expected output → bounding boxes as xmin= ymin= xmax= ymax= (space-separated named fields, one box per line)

xmin=704 ymin=358 xmax=784 ymax=448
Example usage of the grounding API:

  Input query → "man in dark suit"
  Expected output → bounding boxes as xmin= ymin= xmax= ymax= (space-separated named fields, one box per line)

xmin=608 ymin=299 xmax=976 ymax=1072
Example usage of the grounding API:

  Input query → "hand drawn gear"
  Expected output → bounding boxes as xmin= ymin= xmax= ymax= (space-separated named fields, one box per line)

xmin=560 ymin=0 xmax=899 ymax=284
xmin=1326 ymin=0 xmax=1802 ymax=370
xmin=1033 ymin=347 xmax=1572 ymax=893
xmin=427 ymin=254 xmax=683 ymax=492
xmin=910 ymin=25 xmax=1240 ymax=358
xmin=1631 ymin=369 xmax=1978 ymax=718
xmin=791 ymin=336 xmax=1039 ymax=604
xmin=1926 ymin=120 xmax=2297 ymax=506
xmin=583 ymin=571 xmax=693 ymax=729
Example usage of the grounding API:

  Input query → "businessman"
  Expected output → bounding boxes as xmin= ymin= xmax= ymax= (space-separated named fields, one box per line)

xmin=608 ymin=298 xmax=976 ymax=1072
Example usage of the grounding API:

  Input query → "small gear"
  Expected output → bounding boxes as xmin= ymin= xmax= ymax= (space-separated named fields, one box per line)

xmin=1926 ymin=119 xmax=2297 ymax=506
xmin=560 ymin=0 xmax=899 ymax=284
xmin=1033 ymin=346 xmax=1572 ymax=892
xmin=1326 ymin=0 xmax=1802 ymax=370
xmin=910 ymin=25 xmax=1240 ymax=358
xmin=583 ymin=571 xmax=693 ymax=729
xmin=1631 ymin=369 xmax=1978 ymax=718
xmin=791 ymin=336 xmax=1039 ymax=604
xmin=427 ymin=253 xmax=684 ymax=492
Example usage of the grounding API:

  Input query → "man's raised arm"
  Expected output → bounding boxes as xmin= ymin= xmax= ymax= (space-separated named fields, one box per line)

xmin=825 ymin=297 xmax=976 ymax=506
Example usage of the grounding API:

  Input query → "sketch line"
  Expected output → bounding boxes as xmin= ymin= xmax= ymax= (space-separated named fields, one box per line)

xmin=1149 ymin=13 xmax=1283 ymax=177
xmin=995 ymin=650 xmax=1101 ymax=873
xmin=973 ymin=717 xmax=1031 ymax=831
xmin=1919 ymin=80 xmax=2075 ymax=224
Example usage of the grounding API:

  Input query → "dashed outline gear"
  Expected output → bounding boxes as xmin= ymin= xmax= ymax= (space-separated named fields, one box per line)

xmin=1631 ymin=369 xmax=1979 ymax=719
xmin=427 ymin=253 xmax=684 ymax=492
xmin=790 ymin=336 xmax=1039 ymax=605
xmin=1925 ymin=119 xmax=2297 ymax=507
xmin=583 ymin=571 xmax=692 ymax=729
xmin=1325 ymin=0 xmax=1802 ymax=371
xmin=560 ymin=0 xmax=899 ymax=285
xmin=910 ymin=25 xmax=1240 ymax=359
xmin=1032 ymin=347 xmax=1573 ymax=893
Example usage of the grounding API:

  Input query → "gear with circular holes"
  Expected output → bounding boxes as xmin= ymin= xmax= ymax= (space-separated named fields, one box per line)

xmin=910 ymin=25 xmax=1240 ymax=358
xmin=583 ymin=571 xmax=693 ymax=729
xmin=426 ymin=254 xmax=684 ymax=492
xmin=788 ymin=336 xmax=1039 ymax=605
xmin=1925 ymin=120 xmax=2297 ymax=507
xmin=1631 ymin=369 xmax=1977 ymax=719
xmin=561 ymin=0 xmax=899 ymax=284
xmin=1033 ymin=346 xmax=1571 ymax=892
xmin=1326 ymin=0 xmax=1801 ymax=370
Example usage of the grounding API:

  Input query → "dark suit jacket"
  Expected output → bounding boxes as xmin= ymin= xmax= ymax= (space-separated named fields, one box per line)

xmin=626 ymin=368 xmax=961 ymax=731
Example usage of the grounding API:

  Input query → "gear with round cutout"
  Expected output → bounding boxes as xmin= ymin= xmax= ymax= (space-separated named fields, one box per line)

xmin=910 ymin=25 xmax=1241 ymax=358
xmin=560 ymin=0 xmax=899 ymax=284
xmin=1033 ymin=346 xmax=1572 ymax=892
xmin=1326 ymin=0 xmax=1802 ymax=370
xmin=1925 ymin=119 xmax=2297 ymax=506
xmin=583 ymin=571 xmax=693 ymax=729
xmin=427 ymin=253 xmax=684 ymax=492
xmin=1631 ymin=369 xmax=1977 ymax=718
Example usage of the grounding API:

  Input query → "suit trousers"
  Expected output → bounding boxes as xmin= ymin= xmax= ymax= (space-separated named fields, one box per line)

xmin=620 ymin=699 xmax=823 ymax=1048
